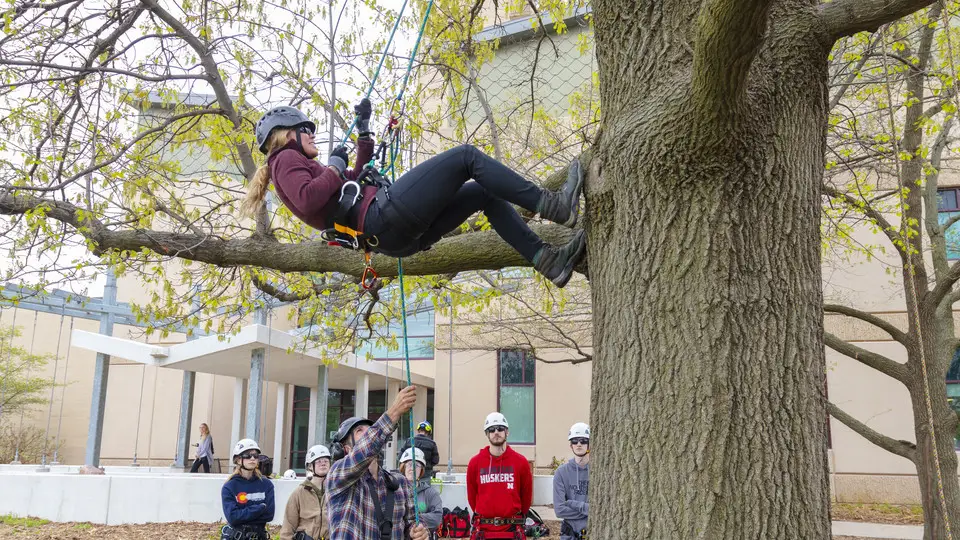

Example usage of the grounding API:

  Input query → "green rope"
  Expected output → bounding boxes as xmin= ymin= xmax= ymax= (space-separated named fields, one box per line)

xmin=396 ymin=256 xmax=418 ymax=524
xmin=339 ymin=0 xmax=410 ymax=146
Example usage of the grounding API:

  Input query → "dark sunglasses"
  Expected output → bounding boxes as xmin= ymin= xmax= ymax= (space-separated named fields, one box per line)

xmin=297 ymin=125 xmax=314 ymax=136
xmin=570 ymin=438 xmax=589 ymax=446
xmin=486 ymin=426 xmax=507 ymax=434
xmin=240 ymin=452 xmax=261 ymax=460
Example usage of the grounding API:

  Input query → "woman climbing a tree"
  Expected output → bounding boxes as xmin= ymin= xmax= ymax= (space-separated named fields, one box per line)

xmin=241 ymin=99 xmax=586 ymax=287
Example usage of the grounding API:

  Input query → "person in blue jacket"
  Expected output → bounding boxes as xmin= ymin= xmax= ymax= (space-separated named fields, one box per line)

xmin=221 ymin=438 xmax=276 ymax=540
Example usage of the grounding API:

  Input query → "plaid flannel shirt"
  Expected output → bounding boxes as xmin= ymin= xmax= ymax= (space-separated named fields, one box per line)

xmin=326 ymin=413 xmax=416 ymax=540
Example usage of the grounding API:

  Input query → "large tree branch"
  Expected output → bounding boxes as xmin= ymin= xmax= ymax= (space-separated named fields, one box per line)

xmin=927 ymin=260 xmax=960 ymax=309
xmin=824 ymin=331 xmax=908 ymax=383
xmin=820 ymin=0 xmax=937 ymax=40
xmin=0 ymin=192 xmax=582 ymax=278
xmin=824 ymin=303 xmax=910 ymax=345
xmin=827 ymin=401 xmax=917 ymax=462
xmin=692 ymin=0 xmax=774 ymax=114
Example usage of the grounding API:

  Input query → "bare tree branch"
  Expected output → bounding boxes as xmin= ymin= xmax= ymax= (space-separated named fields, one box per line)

xmin=927 ymin=260 xmax=960 ymax=309
xmin=820 ymin=0 xmax=938 ymax=40
xmin=692 ymin=0 xmax=774 ymax=114
xmin=824 ymin=303 xmax=910 ymax=345
xmin=828 ymin=401 xmax=917 ymax=462
xmin=824 ymin=331 xmax=908 ymax=383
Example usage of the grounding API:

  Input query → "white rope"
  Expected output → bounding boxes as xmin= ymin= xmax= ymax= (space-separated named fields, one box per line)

xmin=132 ymin=364 xmax=147 ymax=465
xmin=12 ymin=310 xmax=39 ymax=463
xmin=52 ymin=316 xmax=74 ymax=464
xmin=40 ymin=305 xmax=66 ymax=466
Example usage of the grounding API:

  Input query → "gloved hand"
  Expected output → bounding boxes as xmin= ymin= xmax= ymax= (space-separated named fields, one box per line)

xmin=354 ymin=98 xmax=373 ymax=137
xmin=328 ymin=145 xmax=351 ymax=175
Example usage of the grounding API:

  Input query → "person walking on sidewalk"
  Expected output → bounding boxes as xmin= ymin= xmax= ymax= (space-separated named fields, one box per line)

xmin=466 ymin=412 xmax=533 ymax=539
xmin=553 ymin=423 xmax=590 ymax=540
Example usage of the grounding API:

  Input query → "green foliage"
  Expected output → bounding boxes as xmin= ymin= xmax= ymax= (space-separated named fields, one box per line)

xmin=0 ymin=324 xmax=58 ymax=417
xmin=0 ymin=515 xmax=50 ymax=528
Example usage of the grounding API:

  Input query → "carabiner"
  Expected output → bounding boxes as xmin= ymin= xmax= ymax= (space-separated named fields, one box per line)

xmin=361 ymin=265 xmax=379 ymax=290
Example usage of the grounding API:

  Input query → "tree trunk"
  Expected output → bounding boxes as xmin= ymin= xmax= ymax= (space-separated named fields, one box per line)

xmin=586 ymin=3 xmax=831 ymax=538
xmin=909 ymin=314 xmax=960 ymax=540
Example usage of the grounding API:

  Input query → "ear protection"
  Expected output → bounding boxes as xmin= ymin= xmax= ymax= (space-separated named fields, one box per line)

xmin=331 ymin=441 xmax=346 ymax=462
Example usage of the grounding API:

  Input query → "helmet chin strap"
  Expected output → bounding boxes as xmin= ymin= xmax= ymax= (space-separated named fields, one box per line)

xmin=295 ymin=131 xmax=306 ymax=155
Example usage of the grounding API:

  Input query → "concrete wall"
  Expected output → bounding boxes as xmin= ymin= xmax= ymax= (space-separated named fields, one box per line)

xmin=0 ymin=472 xmax=556 ymax=525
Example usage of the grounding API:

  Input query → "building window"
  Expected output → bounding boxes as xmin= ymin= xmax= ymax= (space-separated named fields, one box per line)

xmin=947 ymin=349 xmax=960 ymax=450
xmin=288 ymin=385 xmax=312 ymax=472
xmin=356 ymin=309 xmax=435 ymax=361
xmin=937 ymin=188 xmax=960 ymax=260
xmin=498 ymin=349 xmax=535 ymax=444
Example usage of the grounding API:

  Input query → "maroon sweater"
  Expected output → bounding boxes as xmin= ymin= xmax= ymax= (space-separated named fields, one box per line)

xmin=268 ymin=137 xmax=376 ymax=231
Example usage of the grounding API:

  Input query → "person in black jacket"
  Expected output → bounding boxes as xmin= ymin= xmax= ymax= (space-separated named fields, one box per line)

xmin=399 ymin=421 xmax=440 ymax=478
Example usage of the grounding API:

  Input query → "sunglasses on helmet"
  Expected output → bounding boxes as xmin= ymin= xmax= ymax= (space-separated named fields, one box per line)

xmin=240 ymin=451 xmax=261 ymax=460
xmin=486 ymin=426 xmax=507 ymax=434
xmin=296 ymin=125 xmax=314 ymax=136
xmin=570 ymin=438 xmax=589 ymax=446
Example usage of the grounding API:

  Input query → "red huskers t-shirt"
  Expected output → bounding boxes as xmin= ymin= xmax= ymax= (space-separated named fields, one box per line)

xmin=467 ymin=445 xmax=533 ymax=532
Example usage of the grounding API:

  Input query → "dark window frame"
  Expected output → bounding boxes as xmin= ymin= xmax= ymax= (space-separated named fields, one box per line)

xmin=496 ymin=349 xmax=536 ymax=445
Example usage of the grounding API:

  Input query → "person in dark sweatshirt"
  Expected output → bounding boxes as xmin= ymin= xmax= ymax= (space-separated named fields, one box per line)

xmin=241 ymin=102 xmax=586 ymax=288
xmin=399 ymin=421 xmax=440 ymax=479
xmin=553 ymin=423 xmax=590 ymax=540
xmin=221 ymin=438 xmax=275 ymax=540
xmin=466 ymin=412 xmax=533 ymax=539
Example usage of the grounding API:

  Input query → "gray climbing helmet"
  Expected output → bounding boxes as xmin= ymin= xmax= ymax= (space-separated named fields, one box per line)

xmin=255 ymin=106 xmax=316 ymax=154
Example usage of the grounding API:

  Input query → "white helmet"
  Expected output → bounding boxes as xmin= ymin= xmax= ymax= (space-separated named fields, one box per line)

xmin=305 ymin=444 xmax=331 ymax=467
xmin=232 ymin=438 xmax=261 ymax=459
xmin=400 ymin=447 xmax=426 ymax=466
xmin=568 ymin=422 xmax=590 ymax=441
xmin=282 ymin=469 xmax=297 ymax=479
xmin=483 ymin=412 xmax=509 ymax=431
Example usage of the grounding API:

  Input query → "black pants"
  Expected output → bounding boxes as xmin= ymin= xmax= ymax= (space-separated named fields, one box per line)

xmin=362 ymin=145 xmax=545 ymax=261
xmin=190 ymin=456 xmax=210 ymax=473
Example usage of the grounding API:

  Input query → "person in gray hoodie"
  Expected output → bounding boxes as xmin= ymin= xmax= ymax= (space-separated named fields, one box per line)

xmin=399 ymin=447 xmax=443 ymax=537
xmin=553 ymin=422 xmax=590 ymax=540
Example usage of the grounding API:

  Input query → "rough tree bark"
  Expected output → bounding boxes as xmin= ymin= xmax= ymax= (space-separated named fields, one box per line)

xmin=583 ymin=0 xmax=933 ymax=537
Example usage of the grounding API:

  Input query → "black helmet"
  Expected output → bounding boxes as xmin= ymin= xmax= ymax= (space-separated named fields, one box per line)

xmin=254 ymin=106 xmax=316 ymax=154
xmin=334 ymin=416 xmax=374 ymax=443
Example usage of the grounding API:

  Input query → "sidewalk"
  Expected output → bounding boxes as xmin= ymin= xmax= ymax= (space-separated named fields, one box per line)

xmin=832 ymin=521 xmax=923 ymax=540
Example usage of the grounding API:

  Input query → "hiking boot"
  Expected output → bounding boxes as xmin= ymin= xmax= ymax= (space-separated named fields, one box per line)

xmin=537 ymin=158 xmax=584 ymax=227
xmin=533 ymin=229 xmax=587 ymax=288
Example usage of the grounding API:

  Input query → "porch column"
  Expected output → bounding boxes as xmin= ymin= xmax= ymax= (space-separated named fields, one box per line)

xmin=308 ymin=386 xmax=318 ymax=445
xmin=413 ymin=385 xmax=428 ymax=427
xmin=231 ymin=378 xmax=246 ymax=446
xmin=84 ymin=269 xmax=117 ymax=466
xmin=315 ymin=365 xmax=329 ymax=444
xmin=355 ymin=374 xmax=369 ymax=420
xmin=273 ymin=383 xmax=288 ymax=469
xmin=173 ymin=371 xmax=196 ymax=468
xmin=245 ymin=308 xmax=267 ymax=443
xmin=384 ymin=379 xmax=401 ymax=469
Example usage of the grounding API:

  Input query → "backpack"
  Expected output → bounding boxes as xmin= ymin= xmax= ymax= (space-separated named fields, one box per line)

xmin=524 ymin=508 xmax=550 ymax=538
xmin=439 ymin=506 xmax=471 ymax=537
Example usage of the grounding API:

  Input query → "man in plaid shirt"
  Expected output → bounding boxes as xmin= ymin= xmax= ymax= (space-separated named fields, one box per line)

xmin=326 ymin=385 xmax=430 ymax=540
